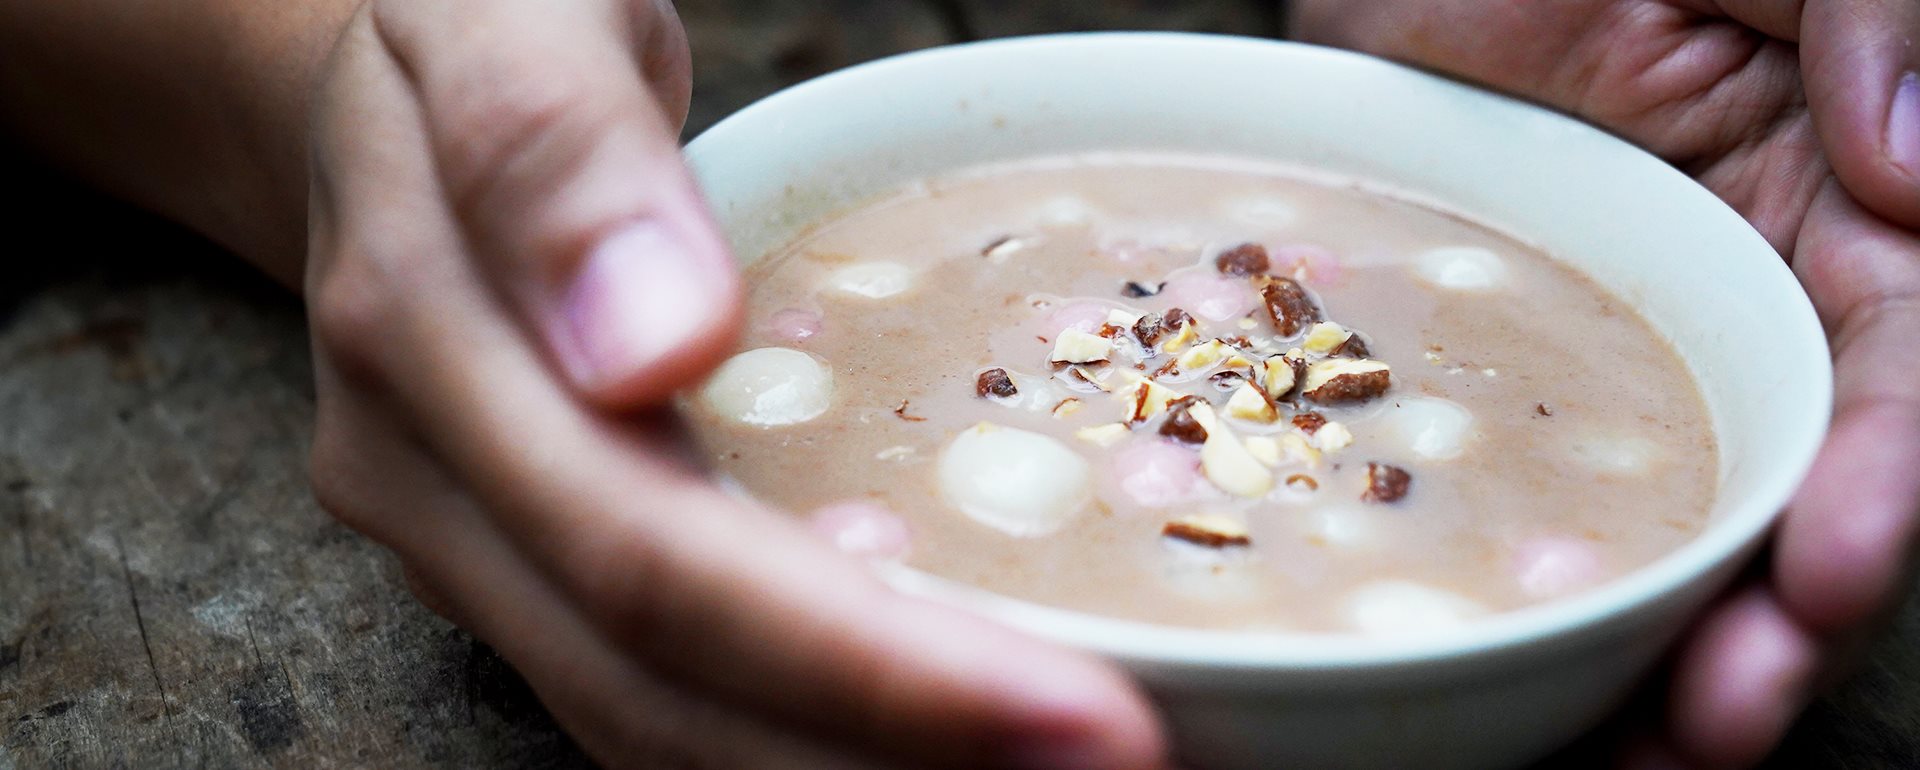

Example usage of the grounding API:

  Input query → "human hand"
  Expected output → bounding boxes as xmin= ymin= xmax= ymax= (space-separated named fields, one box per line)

xmin=301 ymin=1 xmax=1165 ymax=767
xmin=1291 ymin=1 xmax=1920 ymax=766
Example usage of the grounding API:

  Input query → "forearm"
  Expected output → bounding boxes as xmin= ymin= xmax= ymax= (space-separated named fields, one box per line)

xmin=0 ymin=0 xmax=361 ymax=286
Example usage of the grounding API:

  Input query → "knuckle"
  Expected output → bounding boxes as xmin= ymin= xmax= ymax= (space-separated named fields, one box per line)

xmin=308 ymin=246 xmax=400 ymax=380
xmin=441 ymin=78 xmax=615 ymax=224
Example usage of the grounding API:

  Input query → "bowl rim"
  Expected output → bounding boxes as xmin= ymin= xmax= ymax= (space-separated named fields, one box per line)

xmin=685 ymin=32 xmax=1835 ymax=670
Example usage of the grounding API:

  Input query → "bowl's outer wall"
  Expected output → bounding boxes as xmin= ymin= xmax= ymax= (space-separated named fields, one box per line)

xmin=686 ymin=34 xmax=1832 ymax=770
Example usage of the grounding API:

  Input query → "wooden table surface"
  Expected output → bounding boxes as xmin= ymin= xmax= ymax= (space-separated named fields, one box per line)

xmin=3 ymin=1 xmax=1916 ymax=767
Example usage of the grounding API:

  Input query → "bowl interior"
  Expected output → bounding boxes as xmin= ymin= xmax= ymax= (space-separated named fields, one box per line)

xmin=684 ymin=33 xmax=1832 ymax=668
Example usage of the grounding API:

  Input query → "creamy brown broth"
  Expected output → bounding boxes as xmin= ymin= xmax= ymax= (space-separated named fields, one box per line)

xmin=685 ymin=155 xmax=1717 ymax=633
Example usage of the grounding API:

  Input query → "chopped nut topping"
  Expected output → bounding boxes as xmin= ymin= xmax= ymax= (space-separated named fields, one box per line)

xmin=1051 ymin=398 xmax=1083 ymax=419
xmin=1225 ymin=382 xmax=1280 ymax=423
xmin=893 ymin=400 xmax=928 ymax=422
xmin=1095 ymin=323 xmax=1127 ymax=339
xmin=1159 ymin=397 xmax=1211 ymax=445
xmin=1332 ymin=333 xmax=1372 ymax=358
xmin=1075 ymin=423 xmax=1131 ymax=448
xmin=1292 ymin=412 xmax=1328 ymax=434
xmin=1176 ymin=339 xmax=1233 ymax=371
xmin=1120 ymin=376 xmax=1182 ymax=424
xmin=976 ymin=368 xmax=1018 ymax=399
xmin=1279 ymin=433 xmax=1323 ymax=468
xmin=1215 ymin=243 xmax=1272 ymax=277
xmin=1285 ymin=474 xmax=1320 ymax=492
xmin=1163 ymin=515 xmax=1252 ymax=548
xmin=1063 ymin=365 xmax=1112 ymax=393
xmin=1210 ymin=370 xmax=1247 ymax=391
xmin=1536 ymin=402 xmax=1556 ymax=417
xmin=1244 ymin=436 xmax=1283 ymax=467
xmin=1121 ymin=281 xmax=1165 ymax=298
xmin=1259 ymin=276 xmax=1323 ymax=337
xmin=1262 ymin=355 xmax=1304 ymax=401
xmin=1163 ymin=307 xmax=1194 ymax=332
xmin=1363 ymin=463 xmax=1413 ymax=504
xmin=1050 ymin=329 xmax=1113 ymax=364
xmin=1105 ymin=308 xmax=1144 ymax=328
xmin=1315 ymin=421 xmax=1355 ymax=452
xmin=1195 ymin=404 xmax=1275 ymax=498
xmin=982 ymin=235 xmax=1028 ymax=263
xmin=1302 ymin=322 xmax=1353 ymax=355
xmin=1130 ymin=312 xmax=1166 ymax=347
xmin=1159 ymin=314 xmax=1200 ymax=353
xmin=1302 ymin=359 xmax=1393 ymax=405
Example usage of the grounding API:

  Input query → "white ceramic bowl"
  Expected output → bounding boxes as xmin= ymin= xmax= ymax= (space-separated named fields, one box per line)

xmin=685 ymin=33 xmax=1832 ymax=770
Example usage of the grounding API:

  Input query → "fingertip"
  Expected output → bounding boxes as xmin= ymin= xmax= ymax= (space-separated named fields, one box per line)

xmin=1667 ymin=590 xmax=1818 ymax=767
xmin=1802 ymin=5 xmax=1920 ymax=228
xmin=878 ymin=598 xmax=1167 ymax=770
xmin=1775 ymin=405 xmax=1920 ymax=632
xmin=993 ymin=655 xmax=1167 ymax=770
xmin=549 ymin=217 xmax=745 ymax=409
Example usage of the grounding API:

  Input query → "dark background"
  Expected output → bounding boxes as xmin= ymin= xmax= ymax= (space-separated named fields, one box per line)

xmin=2 ymin=1 xmax=1915 ymax=767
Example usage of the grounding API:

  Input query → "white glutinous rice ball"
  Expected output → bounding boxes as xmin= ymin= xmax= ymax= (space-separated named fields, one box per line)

xmin=1414 ymin=246 xmax=1508 ymax=291
xmin=939 ymin=422 xmax=1093 ymax=536
xmin=1343 ymin=580 xmax=1489 ymax=635
xmin=823 ymin=261 xmax=914 ymax=299
xmin=1225 ymin=195 xmax=1299 ymax=229
xmin=700 ymin=347 xmax=834 ymax=427
xmin=1570 ymin=435 xmax=1662 ymax=476
xmin=1381 ymin=397 xmax=1475 ymax=460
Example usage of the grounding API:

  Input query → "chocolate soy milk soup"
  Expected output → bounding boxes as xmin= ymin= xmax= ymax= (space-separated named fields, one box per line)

xmin=686 ymin=154 xmax=1717 ymax=634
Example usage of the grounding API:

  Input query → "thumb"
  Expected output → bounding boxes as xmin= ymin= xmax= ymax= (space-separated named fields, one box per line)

xmin=372 ymin=0 xmax=742 ymax=408
xmin=1802 ymin=0 xmax=1920 ymax=228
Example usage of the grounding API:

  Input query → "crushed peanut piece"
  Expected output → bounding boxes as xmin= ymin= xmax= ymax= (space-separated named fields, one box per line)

xmin=1363 ymin=463 xmax=1413 ymax=504
xmin=1332 ymin=333 xmax=1372 ymax=358
xmin=976 ymin=368 xmax=1018 ymax=399
xmin=982 ymin=235 xmax=1029 ymax=263
xmin=1176 ymin=339 xmax=1233 ymax=372
xmin=1302 ymin=359 xmax=1393 ymax=405
xmin=1303 ymin=322 xmax=1353 ymax=355
xmin=1225 ymin=382 xmax=1280 ymax=423
xmin=1279 ymin=433 xmax=1323 ymax=468
xmin=1262 ymin=354 xmax=1303 ymax=400
xmin=1118 ymin=375 xmax=1181 ymax=424
xmin=1159 ymin=397 xmax=1211 ymax=445
xmin=1074 ymin=423 xmax=1131 ymax=448
xmin=1050 ymin=329 xmax=1112 ymax=364
xmin=893 ymin=400 xmax=928 ymax=422
xmin=1315 ymin=421 xmax=1355 ymax=452
xmin=1292 ymin=412 xmax=1328 ymax=435
xmin=1051 ymin=398 xmax=1083 ymax=419
xmin=1259 ymin=276 xmax=1323 ymax=337
xmin=1159 ymin=314 xmax=1200 ymax=353
xmin=1163 ymin=515 xmax=1251 ymax=548
xmin=1215 ymin=243 xmax=1272 ymax=277
xmin=1198 ymin=407 xmax=1275 ymax=498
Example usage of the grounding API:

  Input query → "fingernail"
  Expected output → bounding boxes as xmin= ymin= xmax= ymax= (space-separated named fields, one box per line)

xmin=556 ymin=221 xmax=726 ymax=387
xmin=1891 ymin=72 xmax=1920 ymax=179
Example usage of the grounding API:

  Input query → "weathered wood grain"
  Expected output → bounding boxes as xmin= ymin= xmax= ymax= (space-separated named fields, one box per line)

xmin=1 ymin=1 xmax=1915 ymax=768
